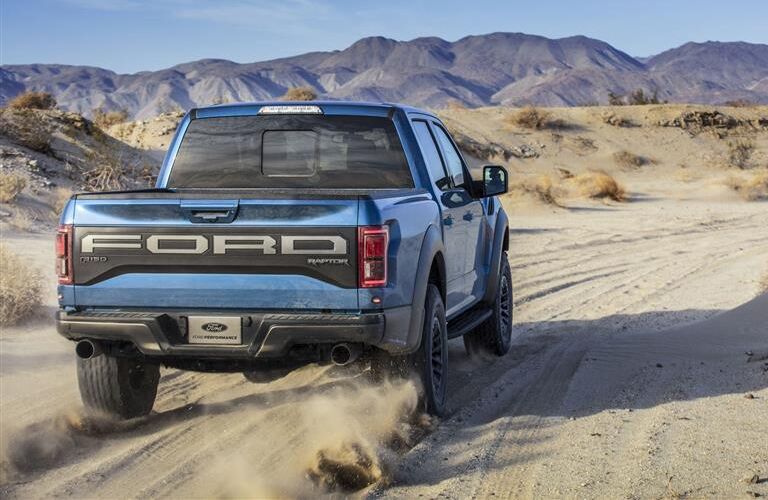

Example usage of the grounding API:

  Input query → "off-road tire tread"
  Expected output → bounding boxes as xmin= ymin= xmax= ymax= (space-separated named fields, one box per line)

xmin=370 ymin=284 xmax=447 ymax=416
xmin=77 ymin=354 xmax=159 ymax=419
xmin=464 ymin=254 xmax=513 ymax=356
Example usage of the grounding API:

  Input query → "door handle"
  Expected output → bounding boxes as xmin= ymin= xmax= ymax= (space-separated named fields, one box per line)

xmin=443 ymin=215 xmax=454 ymax=226
xmin=463 ymin=212 xmax=474 ymax=222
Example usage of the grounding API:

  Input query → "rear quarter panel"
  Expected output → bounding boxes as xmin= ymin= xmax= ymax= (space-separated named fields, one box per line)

xmin=357 ymin=194 xmax=440 ymax=310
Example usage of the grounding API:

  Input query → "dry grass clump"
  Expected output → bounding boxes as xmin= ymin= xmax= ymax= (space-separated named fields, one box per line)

xmin=83 ymin=136 xmax=154 ymax=192
xmin=574 ymin=170 xmax=627 ymax=202
xmin=92 ymin=108 xmax=128 ymax=129
xmin=613 ymin=150 xmax=650 ymax=168
xmin=0 ymin=173 xmax=27 ymax=203
xmin=724 ymin=172 xmax=768 ymax=201
xmin=0 ymin=245 xmax=42 ymax=326
xmin=85 ymin=153 xmax=127 ymax=191
xmin=727 ymin=139 xmax=755 ymax=169
xmin=723 ymin=99 xmax=756 ymax=108
xmin=608 ymin=89 xmax=663 ymax=106
xmin=282 ymin=86 xmax=317 ymax=101
xmin=6 ymin=209 xmax=33 ymax=231
xmin=508 ymin=175 xmax=562 ymax=205
xmin=601 ymin=111 xmax=632 ymax=127
xmin=507 ymin=106 xmax=565 ymax=130
xmin=0 ymin=109 xmax=53 ymax=154
xmin=7 ymin=91 xmax=56 ymax=110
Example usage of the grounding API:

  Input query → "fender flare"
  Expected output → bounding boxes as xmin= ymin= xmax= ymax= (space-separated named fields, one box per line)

xmin=402 ymin=224 xmax=446 ymax=353
xmin=482 ymin=208 xmax=509 ymax=305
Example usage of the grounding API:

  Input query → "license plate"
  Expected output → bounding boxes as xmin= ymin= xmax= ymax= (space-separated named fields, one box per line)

xmin=188 ymin=316 xmax=242 ymax=345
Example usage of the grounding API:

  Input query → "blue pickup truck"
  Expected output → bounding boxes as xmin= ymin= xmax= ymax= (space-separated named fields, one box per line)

xmin=56 ymin=102 xmax=511 ymax=418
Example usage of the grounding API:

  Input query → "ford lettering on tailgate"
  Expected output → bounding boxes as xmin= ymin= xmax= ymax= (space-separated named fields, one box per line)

xmin=72 ymin=227 xmax=357 ymax=288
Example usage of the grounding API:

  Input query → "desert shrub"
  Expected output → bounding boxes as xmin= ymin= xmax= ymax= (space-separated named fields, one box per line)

xmin=574 ymin=170 xmax=627 ymax=201
xmin=0 ymin=245 xmax=42 ymax=326
xmin=281 ymin=86 xmax=317 ymax=101
xmin=85 ymin=154 xmax=126 ymax=191
xmin=608 ymin=89 xmax=664 ymax=106
xmin=723 ymin=99 xmax=755 ymax=108
xmin=92 ymin=108 xmax=128 ymax=129
xmin=509 ymin=175 xmax=561 ymax=205
xmin=0 ymin=173 xmax=27 ymax=203
xmin=0 ymin=109 xmax=53 ymax=154
xmin=508 ymin=106 xmax=565 ymax=130
xmin=83 ymin=137 xmax=154 ymax=192
xmin=628 ymin=89 xmax=658 ymax=105
xmin=607 ymin=91 xmax=626 ymax=106
xmin=6 ymin=209 xmax=33 ymax=231
xmin=613 ymin=150 xmax=649 ymax=168
xmin=601 ymin=111 xmax=632 ymax=127
xmin=727 ymin=139 xmax=754 ymax=169
xmin=7 ymin=91 xmax=56 ymax=110
xmin=446 ymin=127 xmax=515 ymax=162
xmin=725 ymin=172 xmax=768 ymax=201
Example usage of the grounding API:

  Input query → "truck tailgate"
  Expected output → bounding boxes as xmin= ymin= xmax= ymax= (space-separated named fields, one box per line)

xmin=69 ymin=195 xmax=360 ymax=310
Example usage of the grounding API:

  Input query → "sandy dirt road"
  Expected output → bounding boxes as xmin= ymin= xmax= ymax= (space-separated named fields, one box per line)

xmin=1 ymin=193 xmax=767 ymax=498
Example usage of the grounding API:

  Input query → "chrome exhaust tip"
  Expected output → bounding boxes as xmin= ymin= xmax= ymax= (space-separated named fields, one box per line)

xmin=330 ymin=343 xmax=361 ymax=366
xmin=75 ymin=339 xmax=102 ymax=359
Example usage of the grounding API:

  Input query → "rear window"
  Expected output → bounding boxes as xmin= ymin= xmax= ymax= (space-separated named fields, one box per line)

xmin=168 ymin=115 xmax=413 ymax=189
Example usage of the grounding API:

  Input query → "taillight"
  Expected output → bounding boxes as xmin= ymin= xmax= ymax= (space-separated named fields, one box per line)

xmin=56 ymin=224 xmax=73 ymax=285
xmin=358 ymin=225 xmax=389 ymax=288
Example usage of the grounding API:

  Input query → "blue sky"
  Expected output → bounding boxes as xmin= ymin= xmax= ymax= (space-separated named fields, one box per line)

xmin=2 ymin=0 xmax=767 ymax=73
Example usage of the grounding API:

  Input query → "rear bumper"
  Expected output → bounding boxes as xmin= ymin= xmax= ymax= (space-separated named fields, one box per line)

xmin=56 ymin=306 xmax=413 ymax=359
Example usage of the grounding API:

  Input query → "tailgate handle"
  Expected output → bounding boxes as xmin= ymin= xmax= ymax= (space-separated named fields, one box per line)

xmin=181 ymin=201 xmax=239 ymax=223
xmin=192 ymin=210 xmax=232 ymax=220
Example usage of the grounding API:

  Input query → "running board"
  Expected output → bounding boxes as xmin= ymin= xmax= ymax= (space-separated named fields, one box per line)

xmin=447 ymin=306 xmax=492 ymax=339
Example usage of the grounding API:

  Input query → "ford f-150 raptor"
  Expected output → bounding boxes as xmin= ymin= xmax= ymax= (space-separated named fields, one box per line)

xmin=56 ymin=101 xmax=512 ymax=418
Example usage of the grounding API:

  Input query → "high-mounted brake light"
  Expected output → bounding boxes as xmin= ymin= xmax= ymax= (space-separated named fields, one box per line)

xmin=358 ymin=225 xmax=388 ymax=288
xmin=258 ymin=105 xmax=323 ymax=115
xmin=56 ymin=224 xmax=73 ymax=285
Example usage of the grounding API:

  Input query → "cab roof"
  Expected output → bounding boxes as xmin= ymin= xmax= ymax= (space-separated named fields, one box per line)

xmin=190 ymin=100 xmax=437 ymax=120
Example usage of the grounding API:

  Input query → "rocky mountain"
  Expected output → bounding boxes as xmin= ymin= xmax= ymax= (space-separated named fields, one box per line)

xmin=3 ymin=34 xmax=767 ymax=118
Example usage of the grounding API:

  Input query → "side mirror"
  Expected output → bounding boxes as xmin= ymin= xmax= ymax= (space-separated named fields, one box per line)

xmin=480 ymin=165 xmax=508 ymax=197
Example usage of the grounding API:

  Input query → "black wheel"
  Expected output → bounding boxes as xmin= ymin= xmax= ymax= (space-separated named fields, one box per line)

xmin=370 ymin=284 xmax=448 ymax=416
xmin=464 ymin=253 xmax=513 ymax=356
xmin=77 ymin=354 xmax=160 ymax=419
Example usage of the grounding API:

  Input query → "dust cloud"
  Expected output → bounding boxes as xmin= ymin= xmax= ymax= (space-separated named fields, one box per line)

xmin=0 ymin=408 xmax=137 ymax=484
xmin=215 ymin=373 xmax=431 ymax=497
xmin=1 ymin=364 xmax=434 ymax=496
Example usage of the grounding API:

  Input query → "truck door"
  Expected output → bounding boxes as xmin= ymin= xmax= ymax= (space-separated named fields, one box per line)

xmin=411 ymin=120 xmax=469 ymax=312
xmin=431 ymin=123 xmax=486 ymax=301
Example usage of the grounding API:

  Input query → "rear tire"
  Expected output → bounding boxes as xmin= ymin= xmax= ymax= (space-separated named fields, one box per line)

xmin=464 ymin=254 xmax=513 ymax=356
xmin=77 ymin=354 xmax=159 ymax=419
xmin=370 ymin=284 xmax=448 ymax=416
